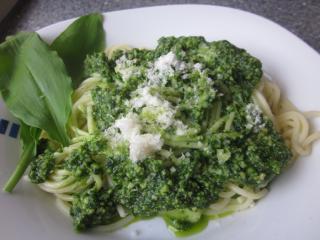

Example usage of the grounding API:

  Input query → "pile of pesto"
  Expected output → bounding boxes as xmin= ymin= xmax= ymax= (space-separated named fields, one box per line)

xmin=29 ymin=36 xmax=292 ymax=233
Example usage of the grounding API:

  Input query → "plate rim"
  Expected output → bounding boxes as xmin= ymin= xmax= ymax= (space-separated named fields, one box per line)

xmin=36 ymin=4 xmax=320 ymax=59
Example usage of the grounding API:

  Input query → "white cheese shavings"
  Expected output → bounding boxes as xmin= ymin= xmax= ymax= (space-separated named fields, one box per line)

xmin=245 ymin=103 xmax=265 ymax=132
xmin=174 ymin=120 xmax=188 ymax=136
xmin=192 ymin=62 xmax=215 ymax=87
xmin=130 ymin=86 xmax=167 ymax=109
xmin=154 ymin=52 xmax=178 ymax=72
xmin=130 ymin=86 xmax=182 ymax=130
xmin=106 ymin=113 xmax=163 ymax=162
xmin=182 ymin=74 xmax=189 ymax=80
xmin=156 ymin=108 xmax=176 ymax=129
xmin=207 ymin=77 xmax=213 ymax=85
xmin=115 ymin=55 xmax=140 ymax=81
xmin=129 ymin=133 xmax=163 ymax=162
xmin=114 ymin=112 xmax=140 ymax=140
xmin=147 ymin=51 xmax=186 ymax=86
xmin=193 ymin=63 xmax=203 ymax=72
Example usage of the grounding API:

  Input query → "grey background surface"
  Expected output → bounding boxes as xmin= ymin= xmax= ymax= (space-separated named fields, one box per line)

xmin=0 ymin=0 xmax=319 ymax=53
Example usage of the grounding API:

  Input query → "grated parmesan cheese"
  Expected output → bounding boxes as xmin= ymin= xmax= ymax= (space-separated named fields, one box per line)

xmin=106 ymin=52 xmax=196 ymax=161
xmin=130 ymin=86 xmax=167 ymax=109
xmin=154 ymin=52 xmax=178 ymax=73
xmin=130 ymin=86 xmax=186 ymax=130
xmin=245 ymin=103 xmax=265 ymax=132
xmin=115 ymin=55 xmax=140 ymax=81
xmin=174 ymin=120 xmax=188 ymax=136
xmin=104 ymin=126 xmax=123 ymax=147
xmin=156 ymin=108 xmax=176 ymax=129
xmin=129 ymin=133 xmax=163 ymax=162
xmin=193 ymin=63 xmax=203 ymax=72
xmin=207 ymin=77 xmax=213 ymax=85
xmin=114 ymin=112 xmax=141 ymax=140
xmin=130 ymin=86 xmax=174 ymax=128
xmin=147 ymin=51 xmax=186 ymax=86
xmin=106 ymin=112 xmax=163 ymax=162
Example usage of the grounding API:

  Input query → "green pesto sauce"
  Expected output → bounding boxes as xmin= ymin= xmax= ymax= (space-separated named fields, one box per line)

xmin=127 ymin=211 xmax=234 ymax=238
xmin=125 ymin=216 xmax=208 ymax=237
xmin=164 ymin=211 xmax=234 ymax=237
xmin=164 ymin=215 xmax=209 ymax=237
xmin=30 ymin=36 xmax=293 ymax=235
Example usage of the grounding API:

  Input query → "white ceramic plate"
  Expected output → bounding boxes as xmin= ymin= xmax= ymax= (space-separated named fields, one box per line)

xmin=1 ymin=5 xmax=320 ymax=240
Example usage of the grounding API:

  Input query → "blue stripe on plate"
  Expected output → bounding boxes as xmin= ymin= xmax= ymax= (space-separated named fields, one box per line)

xmin=0 ymin=119 xmax=9 ymax=134
xmin=9 ymin=123 xmax=20 ymax=138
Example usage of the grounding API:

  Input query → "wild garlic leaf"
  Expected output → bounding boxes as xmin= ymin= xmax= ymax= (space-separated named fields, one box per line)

xmin=51 ymin=13 xmax=105 ymax=88
xmin=3 ymin=122 xmax=41 ymax=192
xmin=0 ymin=32 xmax=72 ymax=146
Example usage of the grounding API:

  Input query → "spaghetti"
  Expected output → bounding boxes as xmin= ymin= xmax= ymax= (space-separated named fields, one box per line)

xmin=33 ymin=73 xmax=319 ymax=231
xmin=27 ymin=42 xmax=320 ymax=232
